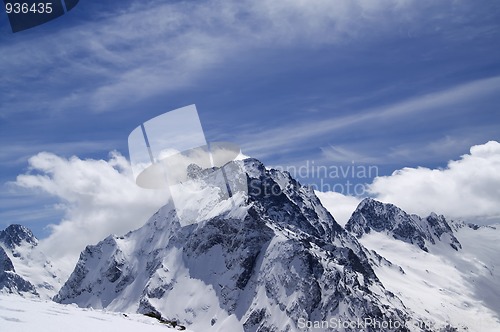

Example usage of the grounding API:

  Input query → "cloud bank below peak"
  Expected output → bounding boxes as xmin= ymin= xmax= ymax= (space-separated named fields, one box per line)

xmin=366 ymin=141 xmax=500 ymax=223
xmin=13 ymin=151 xmax=170 ymax=272
xmin=11 ymin=141 xmax=500 ymax=271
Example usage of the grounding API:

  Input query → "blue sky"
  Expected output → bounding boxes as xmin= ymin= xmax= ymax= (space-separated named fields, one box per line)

xmin=1 ymin=0 xmax=500 ymax=240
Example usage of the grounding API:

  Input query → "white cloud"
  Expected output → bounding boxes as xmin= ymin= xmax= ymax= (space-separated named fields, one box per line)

xmin=11 ymin=140 xmax=500 ymax=274
xmin=368 ymin=141 xmax=500 ymax=223
xmin=314 ymin=141 xmax=500 ymax=226
xmin=14 ymin=152 xmax=169 ymax=273
xmin=0 ymin=140 xmax=119 ymax=167
xmin=315 ymin=190 xmax=361 ymax=226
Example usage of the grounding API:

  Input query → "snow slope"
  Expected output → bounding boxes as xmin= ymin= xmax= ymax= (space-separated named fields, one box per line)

xmin=0 ymin=293 xmax=190 ymax=332
xmin=324 ymin=196 xmax=500 ymax=331
xmin=359 ymin=229 xmax=500 ymax=331
xmin=55 ymin=159 xmax=418 ymax=331
xmin=0 ymin=246 xmax=37 ymax=296
xmin=0 ymin=225 xmax=64 ymax=299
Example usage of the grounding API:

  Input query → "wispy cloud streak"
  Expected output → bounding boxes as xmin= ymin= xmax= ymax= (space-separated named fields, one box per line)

xmin=239 ymin=76 xmax=500 ymax=159
xmin=1 ymin=0 xmax=456 ymax=117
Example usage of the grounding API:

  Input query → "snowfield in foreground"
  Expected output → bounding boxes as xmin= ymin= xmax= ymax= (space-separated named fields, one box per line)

xmin=0 ymin=294 xmax=189 ymax=332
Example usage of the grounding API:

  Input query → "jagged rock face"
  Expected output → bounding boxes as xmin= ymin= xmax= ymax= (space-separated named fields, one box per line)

xmin=0 ymin=224 xmax=63 ymax=298
xmin=0 ymin=246 xmax=38 ymax=296
xmin=55 ymin=159 xmax=413 ymax=331
xmin=0 ymin=247 xmax=15 ymax=273
xmin=0 ymin=224 xmax=38 ymax=250
xmin=245 ymin=159 xmax=343 ymax=242
xmin=345 ymin=198 xmax=461 ymax=252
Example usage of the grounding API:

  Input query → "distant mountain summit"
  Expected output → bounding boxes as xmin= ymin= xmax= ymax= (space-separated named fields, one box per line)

xmin=0 ymin=224 xmax=63 ymax=298
xmin=0 ymin=224 xmax=39 ymax=295
xmin=55 ymin=159 xmax=418 ymax=332
xmin=5 ymin=159 xmax=500 ymax=330
xmin=0 ymin=224 xmax=38 ymax=250
xmin=0 ymin=245 xmax=38 ymax=296
xmin=345 ymin=198 xmax=461 ymax=252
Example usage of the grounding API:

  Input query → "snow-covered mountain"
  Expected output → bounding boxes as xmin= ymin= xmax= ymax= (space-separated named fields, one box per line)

xmin=0 ymin=245 xmax=38 ymax=296
xmin=345 ymin=198 xmax=461 ymax=252
xmin=55 ymin=159 xmax=422 ymax=332
xmin=351 ymin=224 xmax=500 ymax=331
xmin=5 ymin=158 xmax=499 ymax=331
xmin=338 ymin=198 xmax=500 ymax=331
xmin=0 ymin=224 xmax=38 ymax=249
xmin=0 ymin=224 xmax=64 ymax=299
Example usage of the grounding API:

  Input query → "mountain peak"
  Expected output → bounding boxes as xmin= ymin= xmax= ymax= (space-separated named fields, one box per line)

xmin=55 ymin=158 xmax=410 ymax=331
xmin=345 ymin=199 xmax=461 ymax=252
xmin=0 ymin=246 xmax=14 ymax=273
xmin=0 ymin=224 xmax=61 ymax=298
xmin=0 ymin=246 xmax=38 ymax=296
xmin=0 ymin=224 xmax=38 ymax=249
